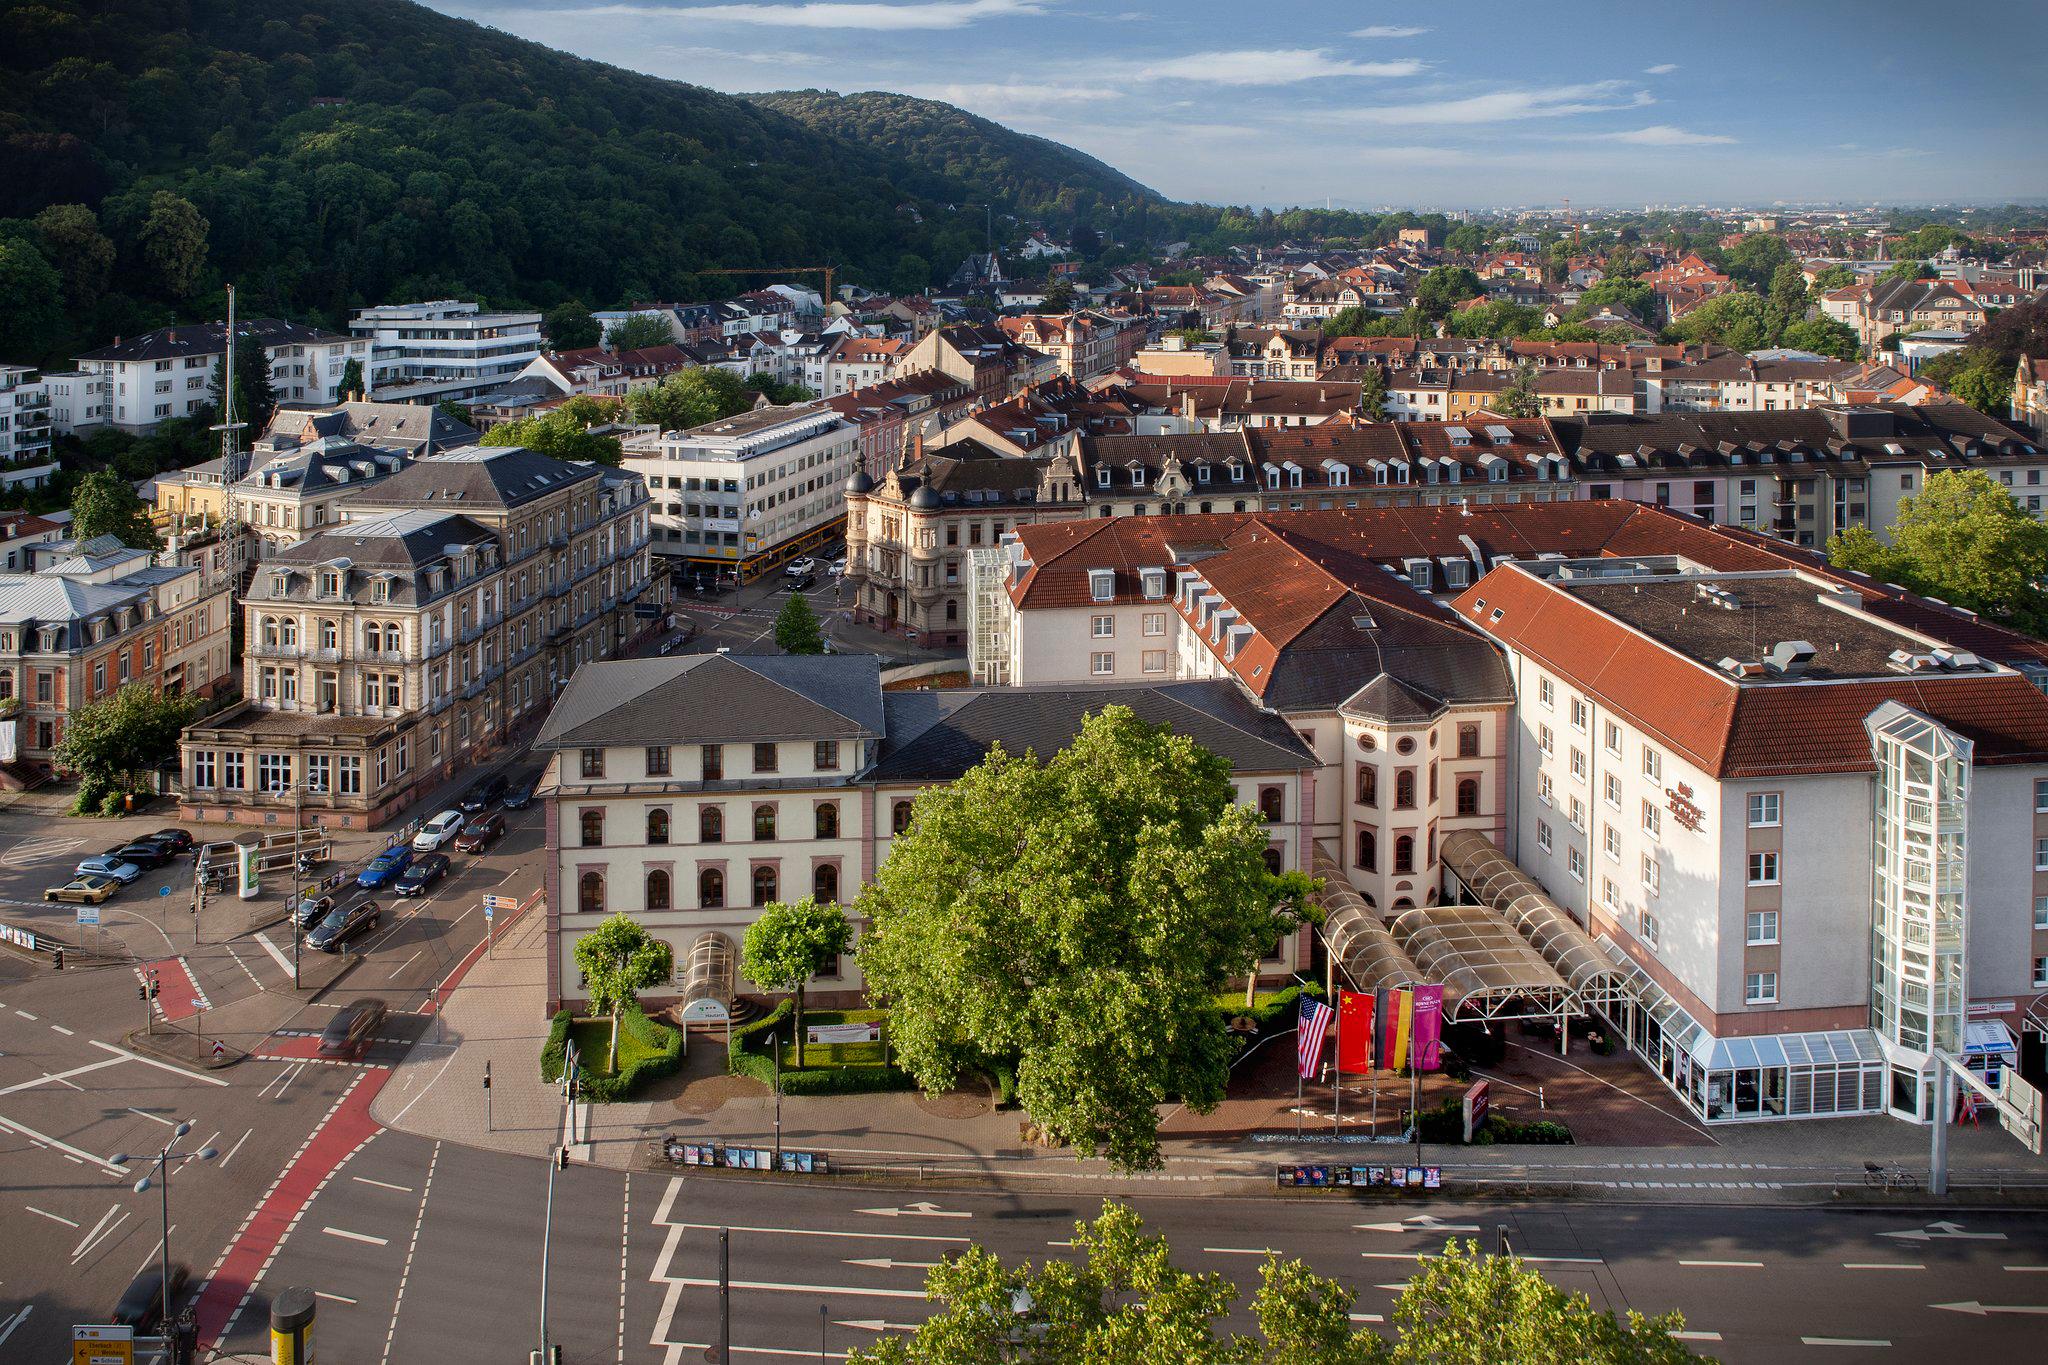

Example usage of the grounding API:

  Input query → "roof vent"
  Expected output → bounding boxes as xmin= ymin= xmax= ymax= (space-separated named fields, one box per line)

xmin=1765 ymin=640 xmax=1816 ymax=675
xmin=1887 ymin=648 xmax=1938 ymax=673
xmin=1719 ymin=656 xmax=1766 ymax=679
xmin=1930 ymin=647 xmax=1981 ymax=672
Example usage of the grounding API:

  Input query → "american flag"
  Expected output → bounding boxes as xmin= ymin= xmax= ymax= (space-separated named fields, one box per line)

xmin=1296 ymin=995 xmax=1335 ymax=1079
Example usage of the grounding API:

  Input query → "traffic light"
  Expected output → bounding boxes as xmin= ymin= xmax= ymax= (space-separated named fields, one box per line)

xmin=556 ymin=1146 xmax=569 ymax=1170
xmin=51 ymin=948 xmax=62 ymax=971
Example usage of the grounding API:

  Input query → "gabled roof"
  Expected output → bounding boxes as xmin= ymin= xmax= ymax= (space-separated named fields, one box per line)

xmin=345 ymin=444 xmax=597 ymax=512
xmin=535 ymin=653 xmax=885 ymax=750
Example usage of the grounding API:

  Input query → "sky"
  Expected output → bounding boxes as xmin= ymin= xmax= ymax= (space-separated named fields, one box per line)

xmin=424 ymin=0 xmax=2047 ymax=210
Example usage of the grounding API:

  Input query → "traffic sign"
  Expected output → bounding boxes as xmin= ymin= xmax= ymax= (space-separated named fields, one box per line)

xmin=75 ymin=904 xmax=99 ymax=927
xmin=73 ymin=1324 xmax=133 ymax=1365
xmin=484 ymin=894 xmax=518 ymax=911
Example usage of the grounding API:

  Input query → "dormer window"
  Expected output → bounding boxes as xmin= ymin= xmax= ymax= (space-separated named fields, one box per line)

xmin=1194 ymin=463 xmax=1211 ymax=484
xmin=1141 ymin=568 xmax=1166 ymax=600
xmin=1095 ymin=468 xmax=1112 ymax=488
xmin=371 ymin=579 xmax=390 ymax=604
xmin=319 ymin=571 xmax=340 ymax=598
xmin=1265 ymin=465 xmax=1281 ymax=490
xmin=1128 ymin=464 xmax=1147 ymax=487
xmin=1088 ymin=568 xmax=1115 ymax=602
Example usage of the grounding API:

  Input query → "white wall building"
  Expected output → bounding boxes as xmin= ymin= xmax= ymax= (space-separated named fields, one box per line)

xmin=0 ymin=366 xmax=54 ymax=480
xmin=350 ymin=300 xmax=544 ymax=406
xmin=74 ymin=321 xmax=363 ymax=434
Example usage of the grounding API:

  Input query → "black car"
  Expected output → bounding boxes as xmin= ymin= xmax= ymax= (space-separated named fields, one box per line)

xmin=502 ymin=772 xmax=539 ymax=810
xmin=112 ymin=1262 xmax=189 ymax=1333
xmin=106 ymin=840 xmax=174 ymax=870
xmin=459 ymin=773 xmax=509 ymax=813
xmin=150 ymin=828 xmax=195 ymax=855
xmin=293 ymin=893 xmax=335 ymax=930
xmin=393 ymin=854 xmax=449 ymax=897
xmin=308 ymin=899 xmax=380 ymax=952
xmin=318 ymin=998 xmax=389 ymax=1059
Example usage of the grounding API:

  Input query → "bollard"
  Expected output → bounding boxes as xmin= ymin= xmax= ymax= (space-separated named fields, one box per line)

xmin=270 ymin=1285 xmax=315 ymax=1365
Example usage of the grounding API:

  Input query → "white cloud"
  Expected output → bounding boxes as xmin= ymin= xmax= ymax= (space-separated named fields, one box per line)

xmin=556 ymin=0 xmax=1047 ymax=29
xmin=1350 ymin=24 xmax=1429 ymax=38
xmin=1644 ymin=63 xmax=1679 ymax=75
xmin=1590 ymin=124 xmax=1735 ymax=146
xmin=1323 ymin=81 xmax=1653 ymax=126
xmin=1121 ymin=49 xmax=1424 ymax=84
xmin=657 ymin=43 xmax=824 ymax=64
xmin=895 ymin=80 xmax=1123 ymax=114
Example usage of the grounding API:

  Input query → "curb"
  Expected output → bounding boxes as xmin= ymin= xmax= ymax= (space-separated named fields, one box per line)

xmin=122 ymin=1024 xmax=247 ymax=1070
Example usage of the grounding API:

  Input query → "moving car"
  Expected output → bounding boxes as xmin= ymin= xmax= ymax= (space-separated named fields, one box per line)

xmin=150 ymin=828 xmax=195 ymax=855
xmin=318 ymin=999 xmax=389 ymax=1059
xmin=308 ymin=898 xmax=380 ymax=951
xmin=827 ymin=557 xmax=847 ymax=579
xmin=412 ymin=809 xmax=466 ymax=852
xmin=458 ymin=773 xmax=509 ymax=813
xmin=293 ymin=894 xmax=335 ymax=930
xmin=355 ymin=847 xmax=414 ymax=889
xmin=74 ymin=854 xmax=141 ymax=884
xmin=112 ymin=1263 xmax=189 ymax=1333
xmin=393 ymin=853 xmax=449 ymax=897
xmin=453 ymin=812 xmax=505 ymax=854
xmin=503 ymin=772 xmax=539 ymax=810
xmin=45 ymin=874 xmax=119 ymax=905
xmin=784 ymin=557 xmax=818 ymax=579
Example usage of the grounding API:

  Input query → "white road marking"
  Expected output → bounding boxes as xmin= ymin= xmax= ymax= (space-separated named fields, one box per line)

xmin=351 ymin=1176 xmax=414 ymax=1193
xmin=854 ymin=1202 xmax=970 ymax=1219
xmin=225 ymin=946 xmax=264 ymax=990
xmin=255 ymin=933 xmax=295 ymax=975
xmin=0 ymin=1305 xmax=30 ymax=1347
xmin=1203 ymin=1247 xmax=1282 ymax=1256
xmin=0 ymin=1113 xmax=124 ymax=1174
xmin=618 ymin=1172 xmax=631 ymax=1365
xmin=133 ymin=1225 xmax=173 ymax=1279
xmin=49 ymin=1025 xmax=73 ymax=1036
xmin=322 ymin=1226 xmax=390 ymax=1246
xmin=1843 ymin=1263 xmax=1923 ymax=1271
xmin=273 ymin=1063 xmax=307 ymax=1100
xmin=1880 ymin=1221 xmax=2004 ymax=1243
xmin=126 ymin=1107 xmax=177 ymax=1127
xmin=1519 ymin=1255 xmax=1605 ymax=1265
xmin=1357 ymin=1215 xmax=1481 ymax=1234
xmin=26 ymin=1205 xmax=79 ymax=1228
xmin=89 ymin=1040 xmax=231 ymax=1085
xmin=670 ymin=1222 xmax=967 ymax=1244
xmin=843 ymin=1257 xmax=939 ymax=1271
xmin=1360 ymin=1251 xmax=1443 ymax=1261
xmin=72 ymin=1204 xmax=124 ymax=1262
xmin=0 ymin=1057 xmax=124 ymax=1096
xmin=669 ymin=1276 xmax=925 ymax=1300
xmin=13 ymin=1011 xmax=36 ymax=1021
xmin=1802 ymin=1338 xmax=1890 ymax=1347
xmin=1348 ymin=1313 xmax=1384 ymax=1324
xmin=1679 ymin=1260 xmax=1764 ymax=1268
xmin=379 ymin=1140 xmax=440 ymax=1365
xmin=217 ymin=1128 xmax=253 ymax=1170
xmin=1929 ymin=1301 xmax=2048 ymax=1316
xmin=2003 ymin=1265 xmax=2048 ymax=1272
xmin=387 ymin=949 xmax=422 ymax=979
xmin=1669 ymin=1330 xmax=1723 ymax=1342
xmin=315 ymin=1291 xmax=357 ymax=1305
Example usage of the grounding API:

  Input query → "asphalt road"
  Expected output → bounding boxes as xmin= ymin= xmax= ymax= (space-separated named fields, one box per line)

xmin=210 ymin=1126 xmax=2048 ymax=1364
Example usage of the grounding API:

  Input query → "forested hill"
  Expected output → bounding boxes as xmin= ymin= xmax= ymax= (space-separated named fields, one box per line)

xmin=745 ymin=89 xmax=1158 ymax=224
xmin=0 ymin=0 xmax=1150 ymax=368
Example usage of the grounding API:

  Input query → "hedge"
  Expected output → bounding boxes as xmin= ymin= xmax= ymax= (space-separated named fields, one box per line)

xmin=727 ymin=999 xmax=914 ymax=1095
xmin=540 ymin=1010 xmax=572 ymax=1083
xmin=1413 ymin=1096 xmax=1574 ymax=1145
xmin=576 ymin=1005 xmax=684 ymax=1103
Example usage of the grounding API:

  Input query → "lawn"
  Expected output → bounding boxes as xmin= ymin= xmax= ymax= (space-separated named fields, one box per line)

xmin=774 ymin=1008 xmax=889 ymax=1070
xmin=567 ymin=1015 xmax=665 ymax=1079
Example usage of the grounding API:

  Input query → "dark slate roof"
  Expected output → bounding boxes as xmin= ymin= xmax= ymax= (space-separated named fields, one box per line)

xmin=266 ymin=401 xmax=480 ymax=454
xmin=1339 ymin=674 xmax=1447 ymax=724
xmin=345 ymin=444 xmax=598 ymax=513
xmin=535 ymin=654 xmax=885 ymax=750
xmin=78 ymin=319 xmax=346 ymax=363
xmin=239 ymin=437 xmax=406 ymax=495
xmin=868 ymin=680 xmax=1317 ymax=784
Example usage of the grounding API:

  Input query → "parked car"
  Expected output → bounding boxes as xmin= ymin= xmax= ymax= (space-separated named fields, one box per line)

xmin=108 ymin=840 xmax=174 ymax=870
xmin=46 ymin=874 xmax=120 ymax=905
xmin=412 ymin=809 xmax=466 ymax=852
xmin=355 ymin=847 xmax=413 ymax=889
xmin=453 ymin=812 xmax=505 ymax=854
xmin=393 ymin=854 xmax=449 ymax=898
xmin=111 ymin=1262 xmax=189 ymax=1333
xmin=319 ymin=999 xmax=389 ymax=1059
xmin=503 ymin=772 xmax=539 ymax=810
xmin=293 ymin=894 xmax=335 ymax=930
xmin=74 ymin=855 xmax=141 ymax=884
xmin=784 ymin=556 xmax=819 ymax=579
xmin=149 ymin=828 xmax=195 ymax=855
xmin=308 ymin=898 xmax=380 ymax=951
xmin=458 ymin=774 xmax=509 ymax=813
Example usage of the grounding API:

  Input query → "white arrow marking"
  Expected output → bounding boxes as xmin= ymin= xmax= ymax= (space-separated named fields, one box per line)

xmin=855 ymin=1202 xmax=970 ymax=1219
xmin=835 ymin=1319 xmax=921 ymax=1333
xmin=1357 ymin=1216 xmax=1481 ymax=1234
xmin=1881 ymin=1221 xmax=2007 ymax=1242
xmin=844 ymin=1257 xmax=940 ymax=1271
xmin=1930 ymin=1301 xmax=2048 ymax=1317
xmin=0 ymin=1305 xmax=31 ymax=1348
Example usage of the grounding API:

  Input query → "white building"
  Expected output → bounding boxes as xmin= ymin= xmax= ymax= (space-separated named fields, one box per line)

xmin=0 ymin=366 xmax=55 ymax=483
xmin=350 ymin=300 xmax=544 ymax=406
xmin=627 ymin=403 xmax=858 ymax=581
xmin=73 ymin=321 xmax=363 ymax=434
xmin=40 ymin=370 xmax=108 ymax=434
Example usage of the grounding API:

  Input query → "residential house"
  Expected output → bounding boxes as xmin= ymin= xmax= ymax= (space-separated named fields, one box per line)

xmin=76 ymin=321 xmax=365 ymax=434
xmin=350 ymin=300 xmax=545 ymax=406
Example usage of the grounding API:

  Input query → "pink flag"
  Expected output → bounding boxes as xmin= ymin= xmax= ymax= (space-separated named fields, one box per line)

xmin=1410 ymin=984 xmax=1445 ymax=1072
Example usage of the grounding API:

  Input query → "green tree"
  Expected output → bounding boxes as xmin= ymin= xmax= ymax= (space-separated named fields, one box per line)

xmin=1811 ymin=265 xmax=1857 ymax=293
xmin=1882 ymin=259 xmax=1933 ymax=284
xmin=54 ymin=685 xmax=198 ymax=816
xmin=543 ymin=300 xmax=602 ymax=350
xmin=604 ymin=313 xmax=675 ymax=352
xmin=1765 ymin=261 xmax=1815 ymax=340
xmin=71 ymin=469 xmax=159 ymax=550
xmin=1493 ymin=363 xmax=1543 ymax=419
xmin=1414 ymin=266 xmax=1484 ymax=321
xmin=748 ymin=377 xmax=817 ymax=405
xmin=0 ymin=237 xmax=65 ymax=365
xmin=1356 ymin=365 xmax=1388 ymax=420
xmin=336 ymin=357 xmax=365 ymax=402
xmin=480 ymin=395 xmax=624 ymax=464
xmin=626 ymin=367 xmax=754 ymax=431
xmin=1669 ymin=291 xmax=1771 ymax=351
xmin=741 ymin=898 xmax=853 ymax=1065
xmin=210 ymin=344 xmax=278 ymax=434
xmin=855 ymin=706 xmax=1316 ymax=1171
xmin=847 ymin=1206 xmax=1698 ymax=1365
xmin=136 ymin=191 xmax=209 ymax=299
xmin=1725 ymin=233 xmax=1793 ymax=290
xmin=1828 ymin=469 xmax=2048 ymax=632
xmin=1779 ymin=316 xmax=1859 ymax=360
xmin=1571 ymin=278 xmax=1656 ymax=322
xmin=890 ymin=253 xmax=933 ymax=296
xmin=572 ymin=913 xmax=674 ymax=1071
xmin=774 ymin=591 xmax=825 ymax=655
xmin=1039 ymin=279 xmax=1077 ymax=313
xmin=32 ymin=203 xmax=115 ymax=309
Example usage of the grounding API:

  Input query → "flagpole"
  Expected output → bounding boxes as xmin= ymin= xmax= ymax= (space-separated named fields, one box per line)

xmin=1332 ymin=992 xmax=1342 ymax=1139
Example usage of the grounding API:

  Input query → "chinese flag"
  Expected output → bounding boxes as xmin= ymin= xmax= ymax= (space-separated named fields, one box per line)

xmin=1337 ymin=991 xmax=1374 ymax=1073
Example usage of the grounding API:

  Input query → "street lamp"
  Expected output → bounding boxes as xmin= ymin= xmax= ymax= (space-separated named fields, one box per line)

xmin=112 ymin=1120 xmax=218 ymax=1332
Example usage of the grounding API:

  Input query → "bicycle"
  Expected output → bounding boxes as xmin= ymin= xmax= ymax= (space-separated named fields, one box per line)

xmin=1863 ymin=1161 xmax=1919 ymax=1192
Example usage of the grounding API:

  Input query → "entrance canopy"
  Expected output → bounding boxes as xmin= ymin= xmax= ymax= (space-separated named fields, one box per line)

xmin=1311 ymin=844 xmax=1421 ymax=991
xmin=1440 ymin=830 xmax=1624 ymax=1008
xmin=677 ymin=931 xmax=737 ymax=1023
xmin=1388 ymin=902 xmax=1575 ymax=1023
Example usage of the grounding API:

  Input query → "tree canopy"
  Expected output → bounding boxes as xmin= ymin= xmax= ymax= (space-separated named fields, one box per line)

xmin=1494 ymin=363 xmax=1543 ymax=419
xmin=478 ymin=395 xmax=624 ymax=465
xmin=774 ymin=592 xmax=826 ymax=655
xmin=543 ymin=301 xmax=600 ymax=351
xmin=55 ymin=685 xmax=198 ymax=816
xmin=71 ymin=469 xmax=159 ymax=549
xmin=1828 ymin=469 xmax=2048 ymax=634
xmin=572 ymin=912 xmax=674 ymax=1069
xmin=855 ymin=706 xmax=1317 ymax=1170
xmin=604 ymin=314 xmax=674 ymax=352
xmin=1414 ymin=266 xmax=1484 ymax=321
xmin=625 ymin=367 xmax=755 ymax=432
xmin=741 ymin=897 xmax=853 ymax=1064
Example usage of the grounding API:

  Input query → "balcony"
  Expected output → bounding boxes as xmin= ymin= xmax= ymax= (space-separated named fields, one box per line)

xmin=247 ymin=641 xmax=306 ymax=660
xmin=458 ymin=613 xmax=502 ymax=644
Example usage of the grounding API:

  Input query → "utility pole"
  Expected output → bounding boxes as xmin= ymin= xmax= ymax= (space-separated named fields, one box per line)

xmin=292 ymin=781 xmax=304 ymax=989
xmin=773 ymin=1034 xmax=784 ymax=1166
xmin=112 ymin=1123 xmax=217 ymax=1334
xmin=719 ymin=1228 xmax=731 ymax=1365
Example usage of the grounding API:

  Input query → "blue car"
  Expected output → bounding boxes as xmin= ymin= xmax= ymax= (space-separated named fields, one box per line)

xmin=356 ymin=846 xmax=414 ymax=889
xmin=74 ymin=855 xmax=142 ymax=884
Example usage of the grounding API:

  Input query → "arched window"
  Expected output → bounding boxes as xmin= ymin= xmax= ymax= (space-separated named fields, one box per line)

xmin=1355 ymin=828 xmax=1377 ymax=871
xmin=1261 ymin=846 xmax=1283 ymax=875
xmin=751 ymin=865 xmax=778 ymax=906
xmin=1357 ymin=767 xmax=1377 ymax=807
xmin=1392 ymin=895 xmax=1414 ymax=910
xmin=0 ymin=669 xmax=13 ymax=701
xmin=813 ymin=864 xmax=839 ymax=904
xmin=261 ymin=616 xmax=278 ymax=649
xmin=753 ymin=804 xmax=776 ymax=841
xmin=1394 ymin=770 xmax=1416 ymax=809
xmin=892 ymin=800 xmax=913 ymax=835
xmin=580 ymin=811 xmax=603 ymax=847
xmin=815 ymin=803 xmax=839 ymax=839
xmin=320 ymin=619 xmax=338 ymax=651
xmin=699 ymin=806 xmax=723 ymax=843
xmin=1393 ymin=835 xmax=1415 ymax=875
xmin=1258 ymin=786 xmax=1285 ymax=822
xmin=279 ymin=618 xmax=298 ymax=647
xmin=645 ymin=869 xmax=671 ymax=911
xmin=578 ymin=871 xmax=604 ymax=914
xmin=1456 ymin=778 xmax=1480 ymax=817
xmin=698 ymin=868 xmax=725 ymax=908
xmin=647 ymin=809 xmax=670 ymax=845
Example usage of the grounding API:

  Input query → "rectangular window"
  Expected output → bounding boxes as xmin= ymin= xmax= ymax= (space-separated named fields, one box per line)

xmin=2036 ymin=894 xmax=2048 ymax=931
xmin=1744 ymin=971 xmax=1778 ymax=1005
xmin=1570 ymin=697 xmax=1588 ymax=731
xmin=1641 ymin=852 xmax=1660 ymax=894
xmin=753 ymin=742 xmax=778 ymax=774
xmin=1604 ymin=773 xmax=1622 ymax=809
xmin=2037 ymin=837 xmax=2048 ymax=872
xmin=1603 ymin=824 xmax=1621 ymax=860
xmin=702 ymin=744 xmax=723 ymax=780
xmin=305 ymin=754 xmax=330 ymax=794
xmin=1539 ymin=677 xmax=1554 ymax=709
xmin=645 ymin=746 xmax=671 ymax=777
xmin=1642 ymin=747 xmax=1662 ymax=782
xmin=221 ymin=752 xmax=245 ymax=790
xmin=191 ymin=751 xmax=216 ymax=788
xmin=1748 ymin=792 xmax=1781 ymax=827
xmin=1536 ymin=819 xmax=1552 ymax=854
xmin=1537 ymin=773 xmax=1553 ymax=806
xmin=1567 ymin=846 xmax=1584 ymax=882
xmin=1602 ymin=876 xmax=1618 ymax=910
xmin=1142 ymin=649 xmax=1167 ymax=674
xmin=2036 ymin=956 xmax=2048 ymax=989
xmin=2037 ymin=779 xmax=2048 ymax=813
xmin=1747 ymin=851 xmax=1780 ymax=885
xmin=1569 ymin=747 xmax=1586 ymax=781
xmin=1091 ymin=652 xmax=1114 ymax=675
xmin=1142 ymin=612 xmax=1167 ymax=637
xmin=1641 ymin=799 xmax=1660 ymax=838
xmin=1457 ymin=723 xmax=1480 ymax=758
xmin=338 ymin=755 xmax=362 ymax=795
xmin=1538 ymin=724 xmax=1554 ymax=756
xmin=580 ymin=748 xmax=605 ymax=779
xmin=256 ymin=752 xmax=291 ymax=793
xmin=814 ymin=740 xmax=840 ymax=771
xmin=1746 ymin=910 xmax=1779 ymax=945
xmin=1640 ymin=909 xmax=1660 ymax=947
xmin=1603 ymin=720 xmax=1621 ymax=756
xmin=1568 ymin=796 xmax=1585 ymax=831
xmin=1092 ymin=614 xmax=1115 ymax=638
